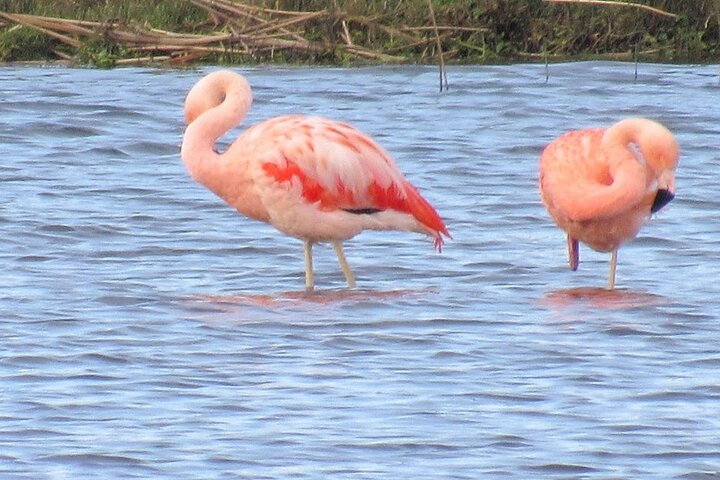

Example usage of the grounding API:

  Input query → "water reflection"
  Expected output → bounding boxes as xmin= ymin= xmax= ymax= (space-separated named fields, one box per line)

xmin=189 ymin=287 xmax=436 ymax=307
xmin=542 ymin=287 xmax=670 ymax=310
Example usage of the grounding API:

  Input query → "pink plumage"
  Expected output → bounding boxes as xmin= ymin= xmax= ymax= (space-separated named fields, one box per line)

xmin=181 ymin=70 xmax=449 ymax=290
xmin=539 ymin=118 xmax=679 ymax=289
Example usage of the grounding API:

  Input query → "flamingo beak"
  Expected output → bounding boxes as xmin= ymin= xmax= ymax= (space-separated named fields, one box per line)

xmin=651 ymin=189 xmax=674 ymax=213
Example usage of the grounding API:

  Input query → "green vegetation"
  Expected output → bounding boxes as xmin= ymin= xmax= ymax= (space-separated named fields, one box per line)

xmin=0 ymin=0 xmax=717 ymax=67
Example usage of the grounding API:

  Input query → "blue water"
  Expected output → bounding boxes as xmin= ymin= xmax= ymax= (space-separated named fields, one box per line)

xmin=1 ymin=63 xmax=719 ymax=479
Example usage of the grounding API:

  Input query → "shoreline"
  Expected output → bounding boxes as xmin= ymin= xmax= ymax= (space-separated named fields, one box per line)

xmin=1 ymin=57 xmax=716 ymax=70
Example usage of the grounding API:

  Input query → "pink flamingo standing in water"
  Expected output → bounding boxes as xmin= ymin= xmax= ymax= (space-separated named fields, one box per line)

xmin=539 ymin=118 xmax=679 ymax=289
xmin=181 ymin=70 xmax=449 ymax=290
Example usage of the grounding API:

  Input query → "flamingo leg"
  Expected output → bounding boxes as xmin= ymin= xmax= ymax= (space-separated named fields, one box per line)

xmin=304 ymin=240 xmax=314 ymax=291
xmin=567 ymin=235 xmax=579 ymax=271
xmin=332 ymin=241 xmax=356 ymax=288
xmin=608 ymin=248 xmax=618 ymax=290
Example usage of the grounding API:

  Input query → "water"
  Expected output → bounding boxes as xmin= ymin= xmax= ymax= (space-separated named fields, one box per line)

xmin=1 ymin=63 xmax=719 ymax=479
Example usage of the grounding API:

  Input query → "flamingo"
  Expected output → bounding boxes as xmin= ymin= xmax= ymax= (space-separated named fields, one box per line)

xmin=539 ymin=118 xmax=679 ymax=289
xmin=181 ymin=70 xmax=449 ymax=290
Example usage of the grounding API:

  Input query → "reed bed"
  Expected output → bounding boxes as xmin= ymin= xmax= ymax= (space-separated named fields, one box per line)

xmin=0 ymin=0 xmax=715 ymax=67
xmin=0 ymin=0 xmax=481 ymax=67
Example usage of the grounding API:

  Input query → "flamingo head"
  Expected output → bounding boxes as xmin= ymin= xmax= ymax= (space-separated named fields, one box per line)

xmin=183 ymin=70 xmax=252 ymax=126
xmin=640 ymin=120 xmax=679 ymax=214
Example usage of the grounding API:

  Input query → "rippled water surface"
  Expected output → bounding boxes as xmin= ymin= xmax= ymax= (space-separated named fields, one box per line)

xmin=2 ymin=63 xmax=719 ymax=479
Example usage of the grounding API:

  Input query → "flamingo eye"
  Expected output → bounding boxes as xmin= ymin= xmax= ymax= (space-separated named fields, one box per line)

xmin=628 ymin=141 xmax=645 ymax=164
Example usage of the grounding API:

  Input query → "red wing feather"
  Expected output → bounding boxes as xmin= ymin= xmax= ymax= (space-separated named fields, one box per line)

xmin=262 ymin=158 xmax=350 ymax=210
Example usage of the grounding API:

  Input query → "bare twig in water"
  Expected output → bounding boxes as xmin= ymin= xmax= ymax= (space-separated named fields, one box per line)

xmin=633 ymin=42 xmax=638 ymax=82
xmin=426 ymin=0 xmax=448 ymax=92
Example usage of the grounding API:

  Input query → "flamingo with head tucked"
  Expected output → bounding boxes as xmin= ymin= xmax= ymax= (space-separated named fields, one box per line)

xmin=181 ymin=70 xmax=449 ymax=291
xmin=539 ymin=118 xmax=679 ymax=289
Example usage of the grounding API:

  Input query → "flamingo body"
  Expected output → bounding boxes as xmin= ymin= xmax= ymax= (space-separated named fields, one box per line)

xmin=539 ymin=118 xmax=679 ymax=289
xmin=181 ymin=70 xmax=449 ymax=290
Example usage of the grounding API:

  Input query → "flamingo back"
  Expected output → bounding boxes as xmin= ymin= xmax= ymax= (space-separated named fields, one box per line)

xmin=241 ymin=115 xmax=449 ymax=247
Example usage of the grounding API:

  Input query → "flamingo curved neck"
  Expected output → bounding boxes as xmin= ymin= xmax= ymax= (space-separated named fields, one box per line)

xmin=602 ymin=118 xmax=675 ymax=166
xmin=602 ymin=117 xmax=679 ymax=190
xmin=602 ymin=118 xmax=646 ymax=150
xmin=181 ymin=72 xmax=252 ymax=190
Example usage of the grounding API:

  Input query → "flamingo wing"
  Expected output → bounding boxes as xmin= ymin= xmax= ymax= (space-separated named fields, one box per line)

xmin=247 ymin=116 xmax=448 ymax=245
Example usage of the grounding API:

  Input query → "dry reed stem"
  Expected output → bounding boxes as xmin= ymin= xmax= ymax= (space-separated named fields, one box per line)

xmin=191 ymin=0 xmax=308 ymax=43
xmin=345 ymin=15 xmax=419 ymax=43
xmin=6 ymin=12 xmax=113 ymax=29
xmin=542 ymin=0 xmax=677 ymax=19
xmin=51 ymin=49 xmax=73 ymax=60
xmin=343 ymin=45 xmax=405 ymax=62
xmin=241 ymin=10 xmax=327 ymax=37
xmin=402 ymin=26 xmax=487 ymax=33
xmin=0 ymin=1 xmax=483 ymax=67
xmin=0 ymin=12 xmax=84 ymax=47
xmin=341 ymin=19 xmax=352 ymax=46
xmin=384 ymin=32 xmax=452 ymax=54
